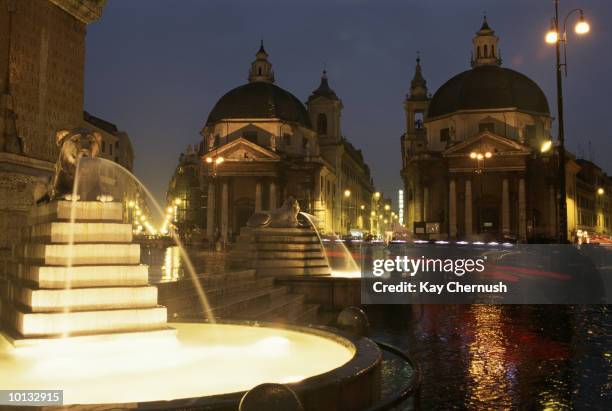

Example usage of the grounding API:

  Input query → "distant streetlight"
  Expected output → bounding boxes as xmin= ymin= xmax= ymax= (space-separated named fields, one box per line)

xmin=541 ymin=140 xmax=553 ymax=153
xmin=384 ymin=204 xmax=390 ymax=211
xmin=360 ymin=204 xmax=365 ymax=210
xmin=374 ymin=192 xmax=381 ymax=200
xmin=597 ymin=188 xmax=604 ymax=196
xmin=545 ymin=0 xmax=590 ymax=243
xmin=344 ymin=189 xmax=351 ymax=198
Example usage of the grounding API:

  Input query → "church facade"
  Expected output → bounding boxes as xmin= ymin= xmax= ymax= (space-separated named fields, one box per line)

xmin=170 ymin=44 xmax=376 ymax=243
xmin=401 ymin=18 xmax=584 ymax=242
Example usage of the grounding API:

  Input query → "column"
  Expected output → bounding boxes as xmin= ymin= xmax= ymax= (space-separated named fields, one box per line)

xmin=502 ymin=177 xmax=510 ymax=235
xmin=549 ymin=185 xmax=557 ymax=238
xmin=449 ymin=179 xmax=457 ymax=239
xmin=414 ymin=182 xmax=422 ymax=222
xmin=269 ymin=180 xmax=277 ymax=210
xmin=206 ymin=181 xmax=215 ymax=241
xmin=465 ymin=178 xmax=473 ymax=239
xmin=255 ymin=180 xmax=262 ymax=212
xmin=518 ymin=177 xmax=526 ymax=241
xmin=423 ymin=186 xmax=429 ymax=222
xmin=221 ymin=179 xmax=229 ymax=243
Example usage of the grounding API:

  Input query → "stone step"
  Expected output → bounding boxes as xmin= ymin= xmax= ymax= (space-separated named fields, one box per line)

xmin=158 ymin=277 xmax=274 ymax=316
xmin=212 ymin=286 xmax=289 ymax=318
xmin=254 ymin=258 xmax=329 ymax=268
xmin=230 ymin=250 xmax=325 ymax=260
xmin=250 ymin=235 xmax=321 ymax=244
xmin=23 ymin=222 xmax=132 ymax=244
xmin=11 ymin=264 xmax=149 ymax=288
xmin=239 ymin=227 xmax=317 ymax=236
xmin=234 ymin=243 xmax=324 ymax=252
xmin=235 ymin=293 xmax=305 ymax=321
xmin=264 ymin=302 xmax=320 ymax=324
xmin=28 ymin=201 xmax=123 ymax=225
xmin=15 ymin=243 xmax=140 ymax=266
xmin=257 ymin=266 xmax=332 ymax=276
xmin=8 ymin=305 xmax=168 ymax=338
xmin=197 ymin=269 xmax=257 ymax=288
xmin=15 ymin=286 xmax=158 ymax=312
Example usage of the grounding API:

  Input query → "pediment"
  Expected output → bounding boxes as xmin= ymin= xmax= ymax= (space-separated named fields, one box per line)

xmin=209 ymin=137 xmax=280 ymax=161
xmin=443 ymin=131 xmax=530 ymax=157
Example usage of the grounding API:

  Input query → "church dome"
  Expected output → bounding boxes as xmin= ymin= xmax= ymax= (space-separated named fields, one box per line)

xmin=428 ymin=65 xmax=550 ymax=118
xmin=206 ymin=82 xmax=312 ymax=128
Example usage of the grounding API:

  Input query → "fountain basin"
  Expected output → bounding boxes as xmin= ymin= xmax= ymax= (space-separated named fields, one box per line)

xmin=0 ymin=321 xmax=381 ymax=410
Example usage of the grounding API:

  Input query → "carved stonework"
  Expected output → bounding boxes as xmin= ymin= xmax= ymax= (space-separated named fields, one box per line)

xmin=48 ymin=0 xmax=106 ymax=24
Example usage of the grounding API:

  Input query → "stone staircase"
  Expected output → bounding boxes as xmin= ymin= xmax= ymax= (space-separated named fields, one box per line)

xmin=1 ymin=201 xmax=170 ymax=341
xmin=157 ymin=268 xmax=320 ymax=324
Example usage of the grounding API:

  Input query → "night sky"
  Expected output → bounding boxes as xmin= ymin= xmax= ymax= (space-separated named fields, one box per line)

xmin=84 ymin=0 xmax=612 ymax=206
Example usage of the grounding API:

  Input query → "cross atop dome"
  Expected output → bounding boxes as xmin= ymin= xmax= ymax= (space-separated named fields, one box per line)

xmin=471 ymin=16 xmax=502 ymax=67
xmin=249 ymin=40 xmax=275 ymax=83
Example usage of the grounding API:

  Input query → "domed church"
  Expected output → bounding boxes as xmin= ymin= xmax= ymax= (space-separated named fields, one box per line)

xmin=187 ymin=42 xmax=375 ymax=243
xmin=401 ymin=17 xmax=580 ymax=242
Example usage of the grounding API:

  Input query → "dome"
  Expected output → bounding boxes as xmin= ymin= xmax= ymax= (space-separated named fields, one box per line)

xmin=206 ymin=82 xmax=312 ymax=128
xmin=427 ymin=65 xmax=550 ymax=118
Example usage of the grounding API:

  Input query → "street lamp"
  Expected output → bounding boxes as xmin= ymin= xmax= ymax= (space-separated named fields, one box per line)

xmin=545 ymin=0 xmax=590 ymax=243
xmin=597 ymin=188 xmax=604 ymax=196
xmin=541 ymin=140 xmax=553 ymax=153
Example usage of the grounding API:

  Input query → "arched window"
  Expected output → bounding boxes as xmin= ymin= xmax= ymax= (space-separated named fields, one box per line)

xmin=491 ymin=45 xmax=495 ymax=57
xmin=477 ymin=46 xmax=481 ymax=58
xmin=317 ymin=113 xmax=328 ymax=135
xmin=258 ymin=67 xmax=262 ymax=76
xmin=484 ymin=44 xmax=488 ymax=58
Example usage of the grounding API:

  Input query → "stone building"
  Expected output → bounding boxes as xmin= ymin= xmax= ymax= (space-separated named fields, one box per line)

xmin=171 ymin=43 xmax=375 ymax=242
xmin=574 ymin=159 xmax=612 ymax=241
xmin=400 ymin=18 xmax=584 ymax=242
xmin=0 ymin=0 xmax=106 ymax=258
xmin=83 ymin=111 xmax=134 ymax=171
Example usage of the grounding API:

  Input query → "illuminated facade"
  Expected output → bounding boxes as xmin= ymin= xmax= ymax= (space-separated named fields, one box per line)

xmin=399 ymin=17 xmax=602 ymax=242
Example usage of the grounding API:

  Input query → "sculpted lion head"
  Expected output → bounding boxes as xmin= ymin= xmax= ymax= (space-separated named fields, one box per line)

xmin=56 ymin=128 xmax=102 ymax=168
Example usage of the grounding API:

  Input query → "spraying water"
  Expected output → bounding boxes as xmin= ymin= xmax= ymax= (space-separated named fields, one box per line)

xmin=73 ymin=157 xmax=215 ymax=323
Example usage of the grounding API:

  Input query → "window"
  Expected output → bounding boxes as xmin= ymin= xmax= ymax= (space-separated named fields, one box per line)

xmin=258 ymin=67 xmax=262 ymax=76
xmin=109 ymin=143 xmax=113 ymax=155
xmin=101 ymin=141 xmax=106 ymax=152
xmin=283 ymin=133 xmax=291 ymax=146
xmin=479 ymin=122 xmax=495 ymax=133
xmin=303 ymin=137 xmax=309 ymax=149
xmin=243 ymin=131 xmax=258 ymax=143
xmin=115 ymin=141 xmax=119 ymax=149
xmin=484 ymin=44 xmax=488 ymax=58
xmin=477 ymin=46 xmax=481 ymax=58
xmin=440 ymin=128 xmax=450 ymax=143
xmin=414 ymin=111 xmax=424 ymax=129
xmin=317 ymin=113 xmax=328 ymax=135
xmin=214 ymin=135 xmax=220 ymax=147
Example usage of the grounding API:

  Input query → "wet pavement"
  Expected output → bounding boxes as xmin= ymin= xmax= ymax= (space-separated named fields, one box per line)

xmin=366 ymin=304 xmax=610 ymax=410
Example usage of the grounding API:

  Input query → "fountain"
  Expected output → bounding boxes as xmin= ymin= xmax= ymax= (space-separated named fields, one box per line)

xmin=0 ymin=129 xmax=381 ymax=410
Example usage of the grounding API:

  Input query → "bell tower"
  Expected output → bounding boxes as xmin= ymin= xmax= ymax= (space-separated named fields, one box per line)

xmin=402 ymin=54 xmax=429 ymax=159
xmin=471 ymin=16 xmax=502 ymax=67
xmin=248 ymin=40 xmax=275 ymax=83
xmin=307 ymin=70 xmax=343 ymax=142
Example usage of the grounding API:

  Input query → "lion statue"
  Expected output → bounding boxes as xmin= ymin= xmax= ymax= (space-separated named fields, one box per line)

xmin=247 ymin=197 xmax=301 ymax=228
xmin=36 ymin=128 xmax=113 ymax=203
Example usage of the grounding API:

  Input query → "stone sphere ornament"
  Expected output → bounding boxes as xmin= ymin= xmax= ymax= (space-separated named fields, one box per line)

xmin=337 ymin=306 xmax=370 ymax=336
xmin=239 ymin=383 xmax=304 ymax=411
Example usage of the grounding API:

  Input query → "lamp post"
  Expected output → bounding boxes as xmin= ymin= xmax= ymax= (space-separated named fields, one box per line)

xmin=545 ymin=0 xmax=590 ymax=243
xmin=204 ymin=152 xmax=224 ymax=246
xmin=342 ymin=189 xmax=351 ymax=234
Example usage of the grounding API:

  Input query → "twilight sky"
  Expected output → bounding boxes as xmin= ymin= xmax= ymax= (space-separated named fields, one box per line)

xmin=84 ymin=0 xmax=612 ymax=206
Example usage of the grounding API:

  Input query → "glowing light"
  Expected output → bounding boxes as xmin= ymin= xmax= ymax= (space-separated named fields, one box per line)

xmin=128 ymin=201 xmax=135 ymax=208
xmin=485 ymin=152 xmax=492 ymax=159
xmin=135 ymin=210 xmax=142 ymax=216
xmin=205 ymin=157 xmax=213 ymax=163
xmin=0 ymin=323 xmax=354 ymax=405
xmin=167 ymin=206 xmax=173 ymax=213
xmin=371 ymin=211 xmax=376 ymax=216
xmin=174 ymin=198 xmax=182 ymax=205
xmin=139 ymin=215 xmax=146 ymax=222
xmin=215 ymin=157 xmax=224 ymax=165
xmin=470 ymin=152 xmax=477 ymax=159
xmin=344 ymin=189 xmax=351 ymax=197
xmin=545 ymin=30 xmax=559 ymax=44
xmin=597 ymin=188 xmax=604 ymax=195
xmin=477 ymin=153 xmax=484 ymax=160
xmin=575 ymin=14 xmax=590 ymax=34
xmin=374 ymin=192 xmax=381 ymax=199
xmin=541 ymin=140 xmax=553 ymax=153
xmin=360 ymin=205 xmax=365 ymax=210
xmin=384 ymin=204 xmax=390 ymax=211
